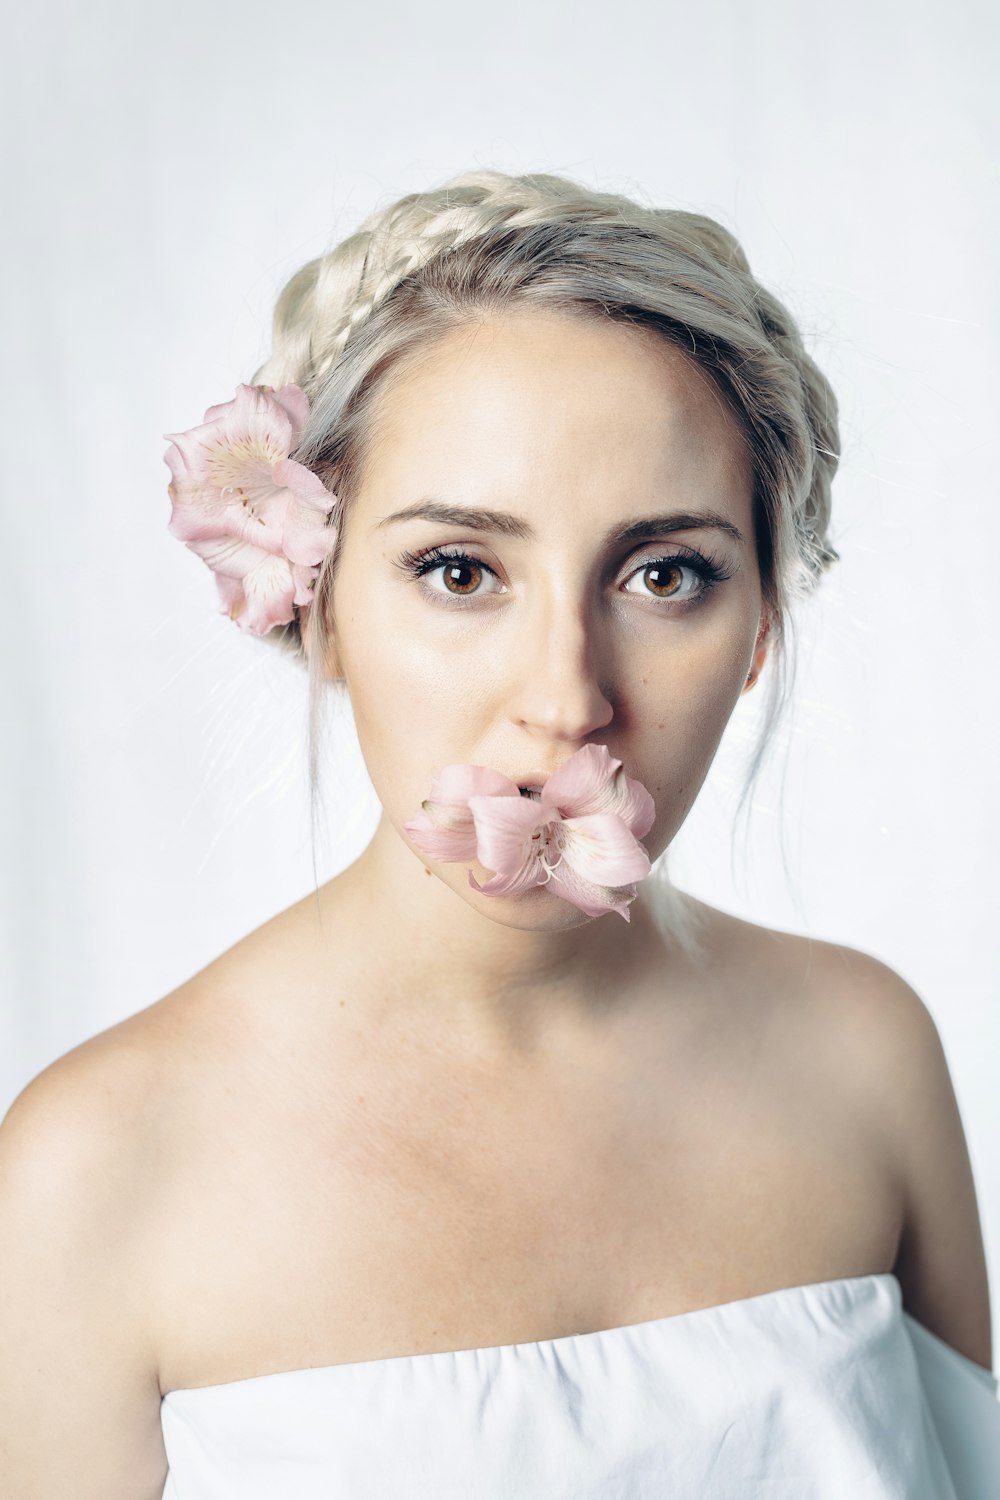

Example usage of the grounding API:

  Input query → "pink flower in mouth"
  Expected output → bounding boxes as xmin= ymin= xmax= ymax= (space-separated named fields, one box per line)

xmin=403 ymin=745 xmax=657 ymax=922
xmin=164 ymin=383 xmax=340 ymax=637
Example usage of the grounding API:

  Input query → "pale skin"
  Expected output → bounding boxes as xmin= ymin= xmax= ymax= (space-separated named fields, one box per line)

xmin=0 ymin=309 xmax=991 ymax=1498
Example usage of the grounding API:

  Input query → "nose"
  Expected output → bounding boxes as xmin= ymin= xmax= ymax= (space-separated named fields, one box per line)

xmin=506 ymin=590 xmax=615 ymax=743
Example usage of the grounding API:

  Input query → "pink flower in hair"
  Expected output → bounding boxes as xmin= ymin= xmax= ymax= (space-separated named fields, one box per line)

xmin=404 ymin=744 xmax=656 ymax=922
xmin=164 ymin=383 xmax=339 ymax=636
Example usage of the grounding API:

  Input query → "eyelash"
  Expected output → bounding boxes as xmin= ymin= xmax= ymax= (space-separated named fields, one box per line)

xmin=395 ymin=543 xmax=735 ymax=611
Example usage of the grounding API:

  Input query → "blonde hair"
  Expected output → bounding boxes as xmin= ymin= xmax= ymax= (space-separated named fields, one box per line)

xmin=251 ymin=168 xmax=841 ymax=955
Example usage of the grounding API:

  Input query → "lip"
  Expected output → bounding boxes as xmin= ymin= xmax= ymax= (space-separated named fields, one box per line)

xmin=512 ymin=771 xmax=556 ymax=794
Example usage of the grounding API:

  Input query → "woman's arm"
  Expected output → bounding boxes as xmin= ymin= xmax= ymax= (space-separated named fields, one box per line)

xmin=0 ymin=1050 xmax=168 ymax=1499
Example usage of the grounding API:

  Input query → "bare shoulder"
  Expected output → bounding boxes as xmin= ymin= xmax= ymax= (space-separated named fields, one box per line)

xmin=0 ymin=967 xmax=236 ymax=1211
xmin=1 ymin=975 xmax=205 ymax=1167
xmin=694 ymin=901 xmax=993 ymax=1372
xmin=809 ymin=939 xmax=992 ymax=1372
xmin=0 ymin=1006 xmax=183 ymax=1497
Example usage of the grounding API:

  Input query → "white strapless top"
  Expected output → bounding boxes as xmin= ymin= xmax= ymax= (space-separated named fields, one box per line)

xmin=159 ymin=1272 xmax=1000 ymax=1498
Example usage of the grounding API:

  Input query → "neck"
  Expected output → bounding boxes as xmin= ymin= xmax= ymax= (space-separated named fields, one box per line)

xmin=308 ymin=813 xmax=685 ymax=1061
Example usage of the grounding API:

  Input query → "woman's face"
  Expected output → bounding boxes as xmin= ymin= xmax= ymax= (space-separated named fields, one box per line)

xmin=315 ymin=307 xmax=769 ymax=924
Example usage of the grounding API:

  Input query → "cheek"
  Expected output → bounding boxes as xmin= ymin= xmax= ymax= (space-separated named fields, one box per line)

xmin=330 ymin=583 xmax=493 ymax=810
xmin=634 ymin=620 xmax=757 ymax=834
xmin=347 ymin=626 xmax=490 ymax=739
xmin=637 ymin=602 xmax=754 ymax=729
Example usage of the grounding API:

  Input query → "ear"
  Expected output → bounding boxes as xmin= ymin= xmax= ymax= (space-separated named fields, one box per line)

xmin=741 ymin=610 xmax=772 ymax=694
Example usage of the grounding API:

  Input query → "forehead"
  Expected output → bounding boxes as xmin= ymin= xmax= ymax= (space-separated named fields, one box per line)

xmin=359 ymin=308 xmax=753 ymax=524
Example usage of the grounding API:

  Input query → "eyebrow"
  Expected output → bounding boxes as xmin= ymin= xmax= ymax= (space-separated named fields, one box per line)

xmin=374 ymin=500 xmax=746 ymax=548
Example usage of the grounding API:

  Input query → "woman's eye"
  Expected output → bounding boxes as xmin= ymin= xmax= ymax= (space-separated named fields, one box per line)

xmin=621 ymin=559 xmax=707 ymax=603
xmin=418 ymin=553 xmax=502 ymax=599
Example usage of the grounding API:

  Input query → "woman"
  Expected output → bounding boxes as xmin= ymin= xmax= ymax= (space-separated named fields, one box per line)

xmin=2 ymin=169 xmax=997 ymax=1497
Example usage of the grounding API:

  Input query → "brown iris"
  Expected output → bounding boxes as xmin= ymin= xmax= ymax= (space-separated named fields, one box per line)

xmin=441 ymin=559 xmax=482 ymax=595
xmin=642 ymin=562 xmax=684 ymax=598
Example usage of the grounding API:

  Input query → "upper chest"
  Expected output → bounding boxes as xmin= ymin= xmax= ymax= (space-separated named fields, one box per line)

xmin=145 ymin=968 xmax=904 ymax=1394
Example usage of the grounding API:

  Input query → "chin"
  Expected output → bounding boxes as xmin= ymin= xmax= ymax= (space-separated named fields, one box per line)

xmin=455 ymin=867 xmax=611 ymax=931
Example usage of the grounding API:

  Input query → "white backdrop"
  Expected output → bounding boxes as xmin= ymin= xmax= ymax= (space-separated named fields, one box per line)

xmin=3 ymin=0 xmax=998 ymax=1343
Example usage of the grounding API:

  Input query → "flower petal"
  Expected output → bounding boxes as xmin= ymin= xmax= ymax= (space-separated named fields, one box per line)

xmin=167 ymin=482 xmax=241 ymax=543
xmin=168 ymin=483 xmax=286 ymax=556
xmin=187 ymin=535 xmax=295 ymax=632
xmin=214 ymin=382 xmax=297 ymax=452
xmin=165 ymin=384 xmax=297 ymax=496
xmin=404 ymin=804 xmax=479 ymax=863
xmin=466 ymin=794 xmax=557 ymax=887
xmin=186 ymin=533 xmax=274 ymax=581
xmin=290 ymin=562 xmax=320 ymax=608
xmin=238 ymin=553 xmax=297 ymax=634
xmin=557 ymin=812 xmax=652 ymax=885
xmin=163 ymin=437 xmax=199 ymax=485
xmin=209 ymin=555 xmax=296 ymax=636
xmin=467 ymin=858 xmax=549 ymax=899
xmin=428 ymin=764 xmax=521 ymax=804
xmin=271 ymin=458 xmax=340 ymax=567
xmin=466 ymin=796 xmax=555 ymax=898
xmin=404 ymin=765 xmax=522 ymax=866
xmin=213 ymin=572 xmax=247 ymax=624
xmin=542 ymin=744 xmax=620 ymax=813
xmin=546 ymin=858 xmax=639 ymax=922
xmin=619 ymin=779 xmax=656 ymax=840
xmin=202 ymin=395 xmax=239 ymax=424
xmin=544 ymin=744 xmax=656 ymax=838
xmin=266 ymin=384 xmax=311 ymax=442
xmin=200 ymin=383 xmax=309 ymax=440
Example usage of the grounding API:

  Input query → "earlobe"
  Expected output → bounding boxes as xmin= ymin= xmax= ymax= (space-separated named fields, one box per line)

xmin=742 ymin=613 xmax=771 ymax=694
